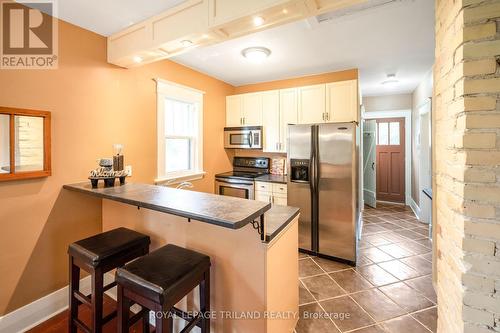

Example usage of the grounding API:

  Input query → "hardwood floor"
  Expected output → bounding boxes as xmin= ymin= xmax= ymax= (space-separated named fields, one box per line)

xmin=28 ymin=295 xmax=148 ymax=333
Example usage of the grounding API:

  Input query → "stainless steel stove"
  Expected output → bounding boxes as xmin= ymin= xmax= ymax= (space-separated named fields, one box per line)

xmin=215 ymin=157 xmax=270 ymax=200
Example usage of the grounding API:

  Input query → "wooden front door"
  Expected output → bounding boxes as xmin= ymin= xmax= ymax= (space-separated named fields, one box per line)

xmin=376 ymin=118 xmax=405 ymax=203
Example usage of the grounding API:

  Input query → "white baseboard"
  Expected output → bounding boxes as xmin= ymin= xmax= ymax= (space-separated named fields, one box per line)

xmin=409 ymin=197 xmax=421 ymax=220
xmin=0 ymin=273 xmax=115 ymax=333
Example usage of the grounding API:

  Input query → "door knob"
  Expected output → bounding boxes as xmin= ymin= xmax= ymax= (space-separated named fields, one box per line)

xmin=371 ymin=162 xmax=375 ymax=170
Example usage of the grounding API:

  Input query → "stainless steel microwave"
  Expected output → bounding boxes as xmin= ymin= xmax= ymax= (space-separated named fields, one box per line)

xmin=224 ymin=126 xmax=262 ymax=149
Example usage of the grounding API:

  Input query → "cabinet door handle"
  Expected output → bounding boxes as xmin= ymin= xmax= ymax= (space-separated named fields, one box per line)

xmin=322 ymin=113 xmax=325 ymax=121
xmin=326 ymin=113 xmax=329 ymax=121
xmin=243 ymin=117 xmax=246 ymax=125
xmin=271 ymin=195 xmax=274 ymax=204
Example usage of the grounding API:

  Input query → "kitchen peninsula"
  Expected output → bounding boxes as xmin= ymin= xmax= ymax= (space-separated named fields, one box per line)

xmin=63 ymin=182 xmax=300 ymax=333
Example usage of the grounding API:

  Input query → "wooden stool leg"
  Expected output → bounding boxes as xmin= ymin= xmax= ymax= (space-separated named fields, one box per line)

xmin=155 ymin=311 xmax=173 ymax=333
xmin=200 ymin=269 xmax=210 ymax=333
xmin=117 ymin=285 xmax=130 ymax=333
xmin=142 ymin=308 xmax=150 ymax=332
xmin=91 ymin=268 xmax=104 ymax=333
xmin=68 ymin=256 xmax=80 ymax=333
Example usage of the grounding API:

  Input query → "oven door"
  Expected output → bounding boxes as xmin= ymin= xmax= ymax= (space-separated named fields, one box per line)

xmin=215 ymin=178 xmax=255 ymax=200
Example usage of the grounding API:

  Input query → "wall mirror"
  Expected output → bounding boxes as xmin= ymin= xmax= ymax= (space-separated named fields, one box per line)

xmin=0 ymin=107 xmax=51 ymax=181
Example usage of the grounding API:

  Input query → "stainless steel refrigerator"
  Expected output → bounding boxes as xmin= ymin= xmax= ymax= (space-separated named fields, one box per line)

xmin=287 ymin=122 xmax=359 ymax=264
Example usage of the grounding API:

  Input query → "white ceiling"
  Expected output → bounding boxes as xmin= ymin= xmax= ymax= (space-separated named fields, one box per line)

xmin=27 ymin=0 xmax=434 ymax=96
xmin=172 ymin=0 xmax=435 ymax=96
xmin=36 ymin=0 xmax=187 ymax=36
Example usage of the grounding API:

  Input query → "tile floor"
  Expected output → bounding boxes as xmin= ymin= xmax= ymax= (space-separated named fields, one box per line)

xmin=295 ymin=203 xmax=437 ymax=333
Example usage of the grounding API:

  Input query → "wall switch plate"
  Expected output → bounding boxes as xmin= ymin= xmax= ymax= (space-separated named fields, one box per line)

xmin=125 ymin=165 xmax=132 ymax=176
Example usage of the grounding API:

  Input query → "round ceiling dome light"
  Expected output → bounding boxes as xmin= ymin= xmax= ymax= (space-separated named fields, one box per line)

xmin=132 ymin=55 xmax=143 ymax=64
xmin=241 ymin=47 xmax=271 ymax=63
xmin=381 ymin=73 xmax=399 ymax=86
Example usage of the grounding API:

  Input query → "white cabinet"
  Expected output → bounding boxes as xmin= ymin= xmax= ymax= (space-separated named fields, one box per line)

xmin=255 ymin=191 xmax=272 ymax=203
xmin=226 ymin=95 xmax=243 ymax=127
xmin=262 ymin=90 xmax=281 ymax=152
xmin=226 ymin=80 xmax=358 ymax=143
xmin=298 ymin=84 xmax=326 ymax=124
xmin=279 ymin=88 xmax=298 ymax=152
xmin=262 ymin=88 xmax=297 ymax=153
xmin=255 ymin=181 xmax=287 ymax=205
xmin=226 ymin=93 xmax=263 ymax=127
xmin=242 ymin=93 xmax=263 ymax=126
xmin=326 ymin=80 xmax=359 ymax=123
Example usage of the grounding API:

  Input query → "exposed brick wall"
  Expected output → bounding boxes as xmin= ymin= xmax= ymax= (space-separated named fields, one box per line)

xmin=434 ymin=0 xmax=500 ymax=332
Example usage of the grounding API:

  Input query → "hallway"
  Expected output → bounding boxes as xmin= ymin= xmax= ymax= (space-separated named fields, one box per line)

xmin=296 ymin=203 xmax=436 ymax=333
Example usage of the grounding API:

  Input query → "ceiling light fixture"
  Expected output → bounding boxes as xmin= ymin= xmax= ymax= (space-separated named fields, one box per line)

xmin=282 ymin=8 xmax=288 ymax=14
xmin=241 ymin=47 xmax=271 ymax=63
xmin=132 ymin=55 xmax=143 ymax=64
xmin=181 ymin=40 xmax=193 ymax=47
xmin=253 ymin=16 xmax=265 ymax=26
xmin=381 ymin=73 xmax=399 ymax=86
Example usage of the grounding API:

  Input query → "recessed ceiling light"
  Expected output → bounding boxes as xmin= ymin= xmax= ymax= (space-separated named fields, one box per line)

xmin=132 ymin=55 xmax=143 ymax=64
xmin=181 ymin=40 xmax=193 ymax=47
xmin=242 ymin=47 xmax=271 ymax=63
xmin=253 ymin=16 xmax=265 ymax=26
xmin=282 ymin=9 xmax=288 ymax=14
xmin=381 ymin=73 xmax=399 ymax=86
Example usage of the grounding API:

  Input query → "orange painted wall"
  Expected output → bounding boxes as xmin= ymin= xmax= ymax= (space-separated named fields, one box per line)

xmin=234 ymin=68 xmax=358 ymax=94
xmin=0 ymin=19 xmax=234 ymax=315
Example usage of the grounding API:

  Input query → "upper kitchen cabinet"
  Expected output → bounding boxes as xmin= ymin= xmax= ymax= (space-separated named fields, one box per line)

xmin=262 ymin=90 xmax=281 ymax=152
xmin=242 ymin=93 xmax=264 ymax=126
xmin=226 ymin=95 xmax=243 ymax=127
xmin=279 ymin=88 xmax=298 ymax=152
xmin=108 ymin=0 xmax=218 ymax=68
xmin=326 ymin=79 xmax=359 ymax=123
xmin=208 ymin=0 xmax=308 ymax=38
xmin=298 ymin=84 xmax=326 ymax=124
xmin=226 ymin=93 xmax=263 ymax=127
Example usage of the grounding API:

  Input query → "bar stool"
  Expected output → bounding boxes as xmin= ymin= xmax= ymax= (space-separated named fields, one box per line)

xmin=67 ymin=227 xmax=151 ymax=333
xmin=115 ymin=244 xmax=211 ymax=333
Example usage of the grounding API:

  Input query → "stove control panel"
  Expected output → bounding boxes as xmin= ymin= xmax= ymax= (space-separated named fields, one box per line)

xmin=233 ymin=157 xmax=269 ymax=169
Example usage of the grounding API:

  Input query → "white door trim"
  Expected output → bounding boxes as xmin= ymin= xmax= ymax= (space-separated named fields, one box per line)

xmin=362 ymin=109 xmax=412 ymax=205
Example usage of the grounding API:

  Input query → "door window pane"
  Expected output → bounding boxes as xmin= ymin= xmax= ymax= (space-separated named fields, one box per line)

xmin=14 ymin=115 xmax=44 ymax=172
xmin=389 ymin=122 xmax=400 ymax=145
xmin=0 ymin=115 xmax=9 ymax=173
xmin=165 ymin=138 xmax=191 ymax=173
xmin=378 ymin=122 xmax=388 ymax=145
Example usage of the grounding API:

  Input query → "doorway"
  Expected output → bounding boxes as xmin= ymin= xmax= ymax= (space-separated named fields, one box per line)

xmin=376 ymin=117 xmax=406 ymax=203
xmin=363 ymin=110 xmax=412 ymax=206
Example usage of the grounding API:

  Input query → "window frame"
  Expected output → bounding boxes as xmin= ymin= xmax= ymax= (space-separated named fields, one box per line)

xmin=0 ymin=106 xmax=51 ymax=182
xmin=155 ymin=79 xmax=205 ymax=185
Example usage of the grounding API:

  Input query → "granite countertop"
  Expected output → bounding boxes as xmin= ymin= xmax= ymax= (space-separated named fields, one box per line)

xmin=63 ymin=182 xmax=271 ymax=230
xmin=263 ymin=205 xmax=300 ymax=242
xmin=255 ymin=174 xmax=288 ymax=184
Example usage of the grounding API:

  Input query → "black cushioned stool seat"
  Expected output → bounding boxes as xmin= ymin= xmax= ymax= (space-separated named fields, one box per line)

xmin=68 ymin=227 xmax=150 ymax=333
xmin=116 ymin=244 xmax=211 ymax=333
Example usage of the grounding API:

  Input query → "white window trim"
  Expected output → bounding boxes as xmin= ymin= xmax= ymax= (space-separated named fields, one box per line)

xmin=155 ymin=78 xmax=205 ymax=185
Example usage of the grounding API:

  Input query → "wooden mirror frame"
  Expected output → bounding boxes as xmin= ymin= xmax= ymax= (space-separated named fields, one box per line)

xmin=0 ymin=107 xmax=51 ymax=182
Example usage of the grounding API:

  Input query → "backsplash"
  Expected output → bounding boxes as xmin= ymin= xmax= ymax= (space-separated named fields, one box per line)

xmin=230 ymin=149 xmax=287 ymax=175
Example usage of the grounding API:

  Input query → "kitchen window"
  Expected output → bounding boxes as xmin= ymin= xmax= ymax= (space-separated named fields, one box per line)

xmin=156 ymin=79 xmax=205 ymax=184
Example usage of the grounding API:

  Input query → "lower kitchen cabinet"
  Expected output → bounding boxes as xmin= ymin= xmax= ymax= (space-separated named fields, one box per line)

xmin=255 ymin=181 xmax=287 ymax=205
